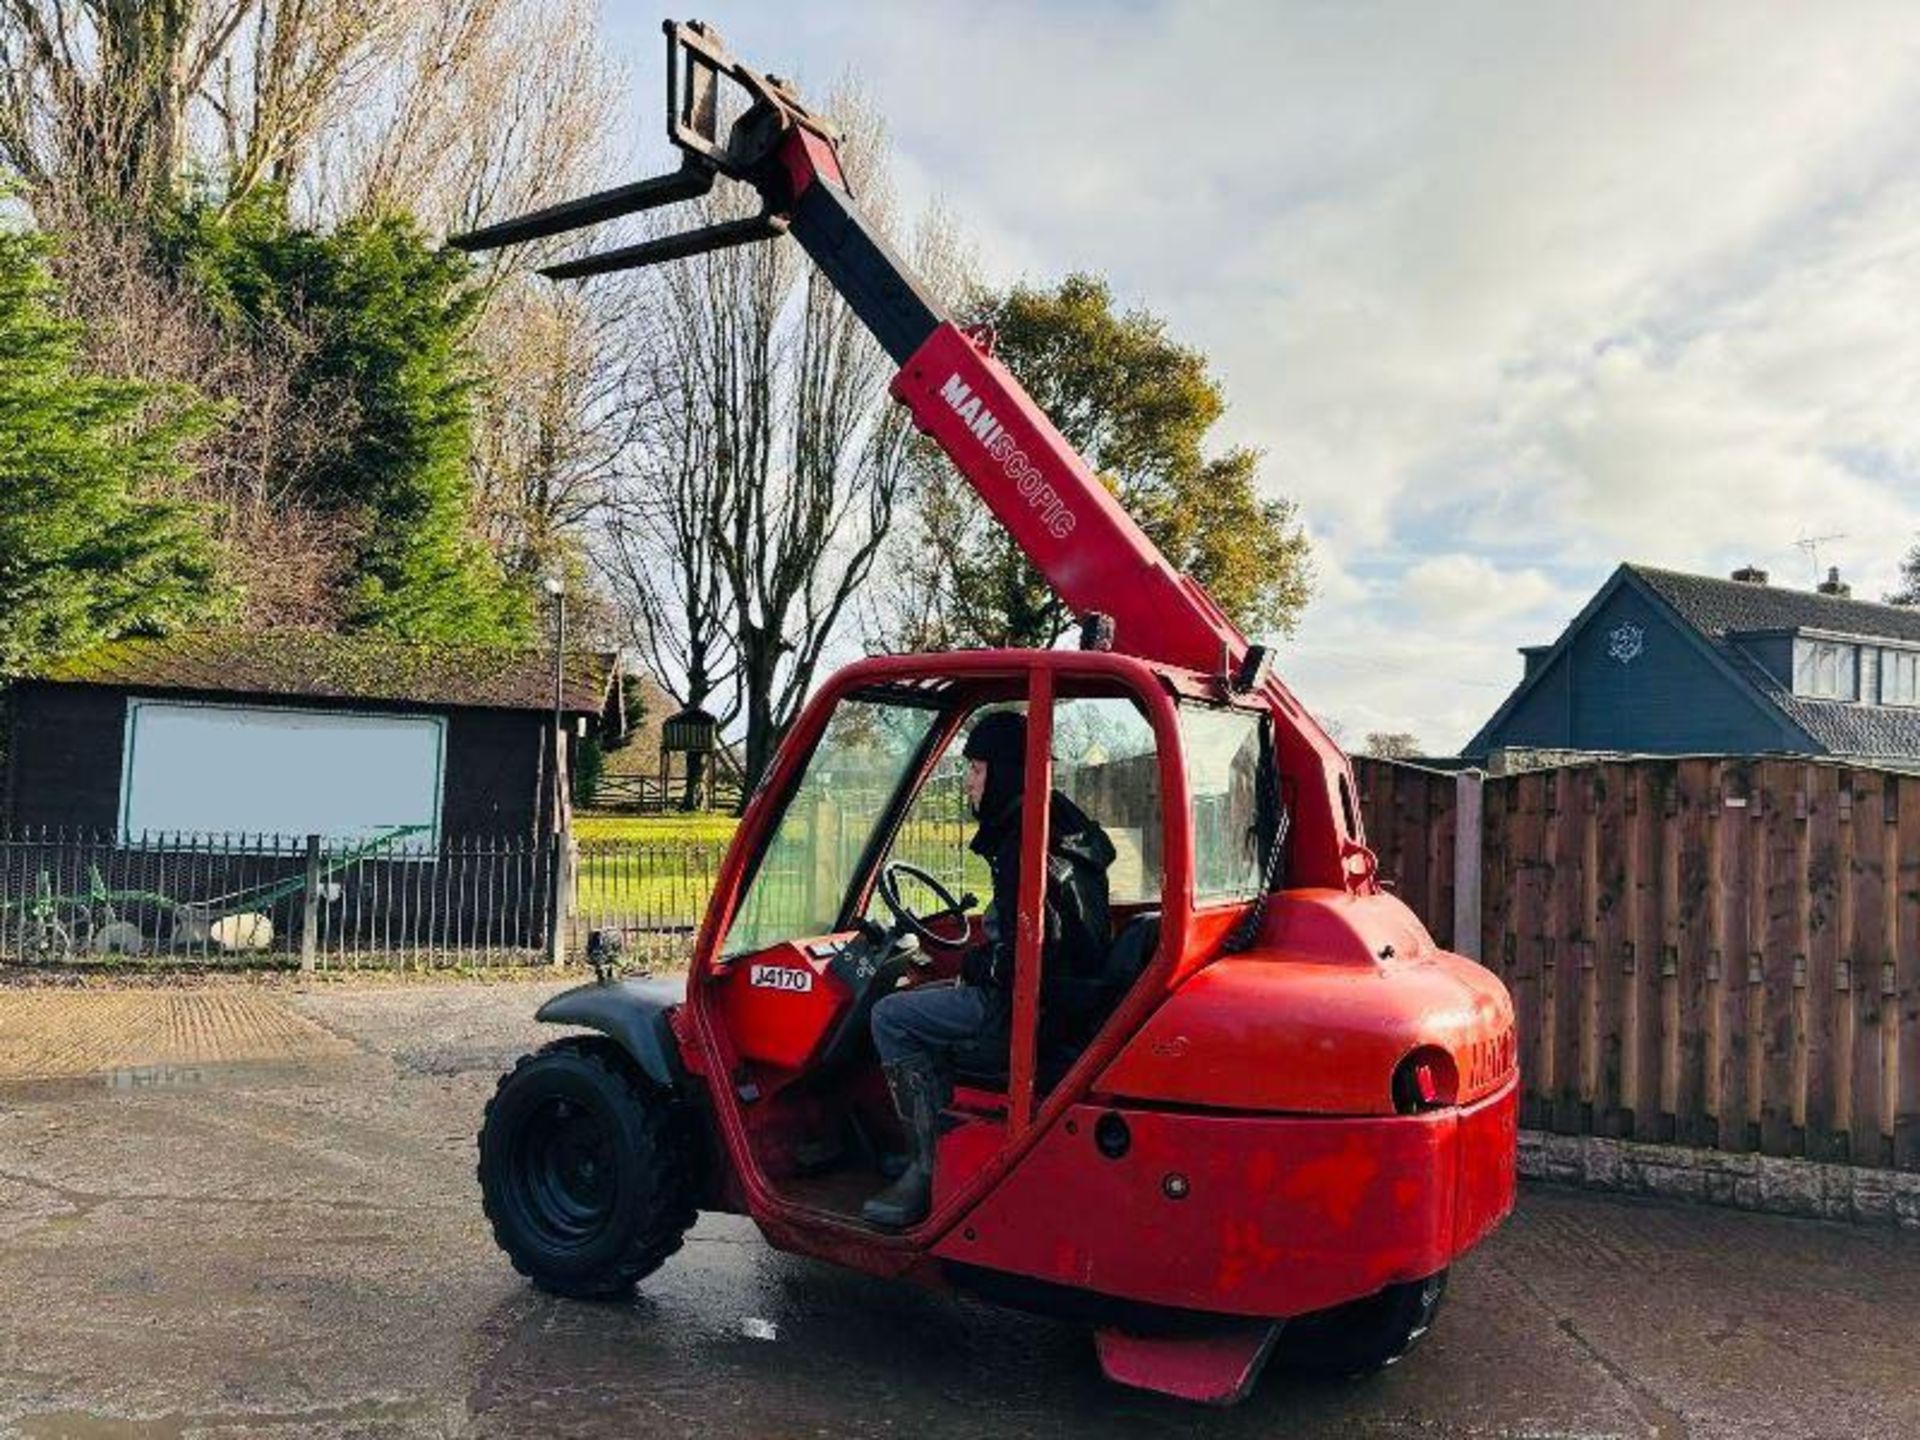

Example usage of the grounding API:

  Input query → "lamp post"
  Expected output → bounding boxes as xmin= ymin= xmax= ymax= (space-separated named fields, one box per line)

xmin=544 ymin=574 xmax=566 ymax=835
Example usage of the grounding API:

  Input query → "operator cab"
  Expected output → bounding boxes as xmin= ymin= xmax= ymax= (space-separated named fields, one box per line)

xmin=695 ymin=653 xmax=1278 ymax=1226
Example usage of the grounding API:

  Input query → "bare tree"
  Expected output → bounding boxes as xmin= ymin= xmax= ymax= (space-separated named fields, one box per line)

xmin=203 ymin=0 xmax=397 ymax=208
xmin=305 ymin=0 xmax=618 ymax=241
xmin=0 ymin=0 xmax=387 ymax=221
xmin=2 ymin=0 xmax=197 ymax=208
xmin=0 ymin=1 xmax=613 ymax=231
xmin=1363 ymin=732 xmax=1424 ymax=761
xmin=855 ymin=201 xmax=980 ymax=655
xmin=597 ymin=91 xmax=958 ymax=796
xmin=594 ymin=300 xmax=741 ymax=808
xmin=471 ymin=275 xmax=644 ymax=583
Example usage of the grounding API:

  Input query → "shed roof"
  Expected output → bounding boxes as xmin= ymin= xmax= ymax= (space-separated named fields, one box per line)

xmin=35 ymin=632 xmax=616 ymax=716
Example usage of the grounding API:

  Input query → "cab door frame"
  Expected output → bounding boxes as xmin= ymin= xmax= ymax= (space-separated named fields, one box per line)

xmin=686 ymin=649 xmax=1197 ymax=1262
xmin=1003 ymin=665 xmax=1054 ymax=1138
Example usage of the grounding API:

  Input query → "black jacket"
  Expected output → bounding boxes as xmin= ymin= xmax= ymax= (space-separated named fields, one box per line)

xmin=963 ymin=790 xmax=1115 ymax=1010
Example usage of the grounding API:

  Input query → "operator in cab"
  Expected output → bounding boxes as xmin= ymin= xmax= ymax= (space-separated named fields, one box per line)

xmin=863 ymin=711 xmax=1115 ymax=1228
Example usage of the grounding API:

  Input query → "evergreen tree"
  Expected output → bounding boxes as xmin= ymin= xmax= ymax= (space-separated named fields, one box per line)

xmin=0 ymin=228 xmax=217 ymax=677
xmin=164 ymin=195 xmax=530 ymax=644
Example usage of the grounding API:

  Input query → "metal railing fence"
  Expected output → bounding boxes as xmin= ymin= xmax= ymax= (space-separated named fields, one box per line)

xmin=0 ymin=813 xmax=970 ymax=971
xmin=0 ymin=828 xmax=569 ymax=969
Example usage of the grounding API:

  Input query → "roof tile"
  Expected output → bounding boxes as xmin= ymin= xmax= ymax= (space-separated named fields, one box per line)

xmin=1633 ymin=566 xmax=1920 ymax=760
xmin=1631 ymin=565 xmax=1920 ymax=644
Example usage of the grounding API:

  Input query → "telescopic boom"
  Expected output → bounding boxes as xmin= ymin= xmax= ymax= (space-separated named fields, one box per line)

xmin=452 ymin=19 xmax=1369 ymax=891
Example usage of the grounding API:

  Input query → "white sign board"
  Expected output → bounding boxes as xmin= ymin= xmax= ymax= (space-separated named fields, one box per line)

xmin=120 ymin=701 xmax=445 ymax=847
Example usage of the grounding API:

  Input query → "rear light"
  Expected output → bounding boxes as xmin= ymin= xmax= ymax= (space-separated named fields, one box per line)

xmin=1391 ymin=1047 xmax=1459 ymax=1114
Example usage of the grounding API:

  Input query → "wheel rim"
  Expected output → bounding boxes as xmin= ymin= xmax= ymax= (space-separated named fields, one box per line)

xmin=507 ymin=1095 xmax=619 ymax=1253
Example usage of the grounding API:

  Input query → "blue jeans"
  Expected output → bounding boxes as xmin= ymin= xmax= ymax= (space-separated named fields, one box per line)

xmin=870 ymin=980 xmax=1010 ymax=1077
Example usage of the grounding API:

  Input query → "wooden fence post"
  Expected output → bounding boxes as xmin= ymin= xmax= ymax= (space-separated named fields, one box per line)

xmin=547 ymin=832 xmax=572 ymax=968
xmin=300 ymin=833 xmax=321 ymax=977
xmin=1454 ymin=771 xmax=1484 ymax=960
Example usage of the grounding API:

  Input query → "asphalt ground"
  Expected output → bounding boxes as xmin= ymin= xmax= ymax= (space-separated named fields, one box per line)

xmin=1 ymin=979 xmax=1918 ymax=1439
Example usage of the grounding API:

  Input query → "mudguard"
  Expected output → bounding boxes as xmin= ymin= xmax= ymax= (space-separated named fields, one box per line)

xmin=537 ymin=976 xmax=689 ymax=1091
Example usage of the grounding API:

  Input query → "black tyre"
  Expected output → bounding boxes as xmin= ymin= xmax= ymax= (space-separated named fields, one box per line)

xmin=478 ymin=1037 xmax=697 ymax=1299
xmin=1276 ymin=1271 xmax=1448 ymax=1378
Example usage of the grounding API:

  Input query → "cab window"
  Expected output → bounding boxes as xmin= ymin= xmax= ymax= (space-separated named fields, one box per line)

xmin=1181 ymin=703 xmax=1268 ymax=904
xmin=866 ymin=735 xmax=984 ymax=918
xmin=1052 ymin=696 xmax=1162 ymax=906
xmin=874 ymin=696 xmax=1164 ymax=914
xmin=722 ymin=697 xmax=938 ymax=955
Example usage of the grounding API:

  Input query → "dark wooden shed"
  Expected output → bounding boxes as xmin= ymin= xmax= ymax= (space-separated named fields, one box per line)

xmin=3 ymin=631 xmax=619 ymax=841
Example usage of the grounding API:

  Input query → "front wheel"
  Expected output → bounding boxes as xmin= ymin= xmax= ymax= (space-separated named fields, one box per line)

xmin=1275 ymin=1271 xmax=1448 ymax=1378
xmin=478 ymin=1037 xmax=697 ymax=1298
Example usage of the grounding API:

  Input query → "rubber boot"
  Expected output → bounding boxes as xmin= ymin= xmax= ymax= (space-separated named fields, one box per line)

xmin=861 ymin=1060 xmax=942 ymax=1228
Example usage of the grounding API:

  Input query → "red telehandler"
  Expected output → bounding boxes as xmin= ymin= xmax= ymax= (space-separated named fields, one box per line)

xmin=454 ymin=21 xmax=1516 ymax=1407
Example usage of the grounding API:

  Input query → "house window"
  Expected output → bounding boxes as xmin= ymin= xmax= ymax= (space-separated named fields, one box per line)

xmin=1883 ymin=649 xmax=1920 ymax=707
xmin=1793 ymin=640 xmax=1858 ymax=701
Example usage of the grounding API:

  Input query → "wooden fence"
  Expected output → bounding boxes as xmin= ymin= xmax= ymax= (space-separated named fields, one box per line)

xmin=1353 ymin=755 xmax=1920 ymax=1171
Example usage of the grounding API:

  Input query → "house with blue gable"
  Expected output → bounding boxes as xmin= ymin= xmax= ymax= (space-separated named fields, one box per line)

xmin=1463 ymin=563 xmax=1920 ymax=768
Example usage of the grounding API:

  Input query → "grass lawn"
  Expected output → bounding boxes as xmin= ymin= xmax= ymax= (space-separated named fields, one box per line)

xmin=571 ymin=811 xmax=735 ymax=930
xmin=567 ymin=808 xmax=979 ymax=935
xmin=567 ymin=807 xmax=984 ymax=946
xmin=573 ymin=811 xmax=740 ymax=844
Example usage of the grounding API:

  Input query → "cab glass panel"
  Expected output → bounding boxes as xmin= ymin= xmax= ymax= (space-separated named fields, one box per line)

xmin=723 ymin=697 xmax=939 ymax=956
xmin=1180 ymin=703 xmax=1269 ymax=905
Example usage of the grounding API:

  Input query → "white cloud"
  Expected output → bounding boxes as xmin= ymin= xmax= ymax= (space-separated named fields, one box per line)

xmin=600 ymin=2 xmax=1920 ymax=748
xmin=1400 ymin=555 xmax=1568 ymax=631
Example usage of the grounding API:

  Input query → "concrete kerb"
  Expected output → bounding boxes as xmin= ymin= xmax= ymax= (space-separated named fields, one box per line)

xmin=1520 ymin=1130 xmax=1920 ymax=1229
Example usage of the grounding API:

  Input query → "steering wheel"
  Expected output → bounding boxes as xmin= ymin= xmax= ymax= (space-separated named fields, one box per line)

xmin=875 ymin=862 xmax=976 ymax=949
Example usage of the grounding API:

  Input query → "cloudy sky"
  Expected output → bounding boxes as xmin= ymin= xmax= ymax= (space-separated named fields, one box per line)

xmin=600 ymin=2 xmax=1920 ymax=751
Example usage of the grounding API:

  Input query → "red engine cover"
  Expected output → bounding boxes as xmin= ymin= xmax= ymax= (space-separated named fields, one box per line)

xmin=1099 ymin=891 xmax=1516 ymax=1116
